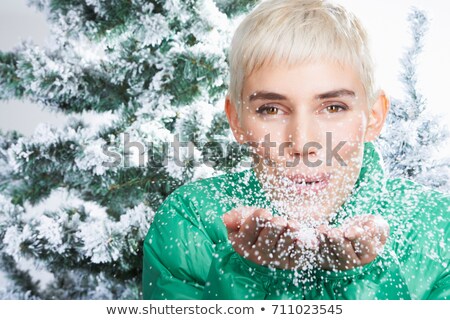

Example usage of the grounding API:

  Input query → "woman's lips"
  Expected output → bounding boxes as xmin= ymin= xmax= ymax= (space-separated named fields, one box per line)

xmin=284 ymin=173 xmax=331 ymax=194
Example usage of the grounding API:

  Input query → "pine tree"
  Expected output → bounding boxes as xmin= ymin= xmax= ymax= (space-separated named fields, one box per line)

xmin=376 ymin=8 xmax=450 ymax=193
xmin=0 ymin=0 xmax=257 ymax=299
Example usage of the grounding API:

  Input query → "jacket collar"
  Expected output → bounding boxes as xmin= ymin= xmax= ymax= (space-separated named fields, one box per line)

xmin=329 ymin=141 xmax=387 ymax=226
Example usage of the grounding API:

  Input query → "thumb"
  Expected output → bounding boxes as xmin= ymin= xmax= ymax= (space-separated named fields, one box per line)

xmin=344 ymin=225 xmax=364 ymax=241
xmin=222 ymin=208 xmax=244 ymax=232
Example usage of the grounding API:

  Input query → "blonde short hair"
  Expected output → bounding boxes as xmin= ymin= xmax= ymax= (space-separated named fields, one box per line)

xmin=228 ymin=0 xmax=376 ymax=110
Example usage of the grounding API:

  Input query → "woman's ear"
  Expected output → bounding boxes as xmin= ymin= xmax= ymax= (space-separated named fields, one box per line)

xmin=365 ymin=90 xmax=390 ymax=142
xmin=225 ymin=96 xmax=246 ymax=144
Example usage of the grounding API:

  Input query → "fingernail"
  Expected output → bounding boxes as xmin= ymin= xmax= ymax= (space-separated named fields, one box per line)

xmin=222 ymin=213 xmax=231 ymax=226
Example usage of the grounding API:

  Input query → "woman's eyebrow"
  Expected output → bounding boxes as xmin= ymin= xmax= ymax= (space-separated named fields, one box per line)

xmin=248 ymin=89 xmax=356 ymax=102
xmin=248 ymin=91 xmax=287 ymax=102
xmin=315 ymin=89 xmax=356 ymax=99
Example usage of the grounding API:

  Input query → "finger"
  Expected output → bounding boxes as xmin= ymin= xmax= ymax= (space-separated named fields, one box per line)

xmin=336 ymin=238 xmax=362 ymax=270
xmin=344 ymin=218 xmax=377 ymax=264
xmin=315 ymin=224 xmax=331 ymax=267
xmin=321 ymin=224 xmax=364 ymax=270
xmin=277 ymin=220 xmax=305 ymax=269
xmin=222 ymin=208 xmax=245 ymax=232
xmin=352 ymin=219 xmax=379 ymax=264
xmin=346 ymin=215 xmax=389 ymax=256
xmin=239 ymin=208 xmax=273 ymax=246
xmin=315 ymin=224 xmax=327 ymax=248
xmin=255 ymin=216 xmax=287 ymax=251
xmin=344 ymin=225 xmax=364 ymax=241
xmin=352 ymin=235 xmax=377 ymax=264
xmin=360 ymin=217 xmax=379 ymax=241
xmin=279 ymin=220 xmax=302 ymax=252
xmin=319 ymin=227 xmax=348 ymax=270
xmin=341 ymin=214 xmax=368 ymax=239
xmin=253 ymin=216 xmax=287 ymax=266
xmin=271 ymin=218 xmax=294 ymax=264
xmin=326 ymin=227 xmax=345 ymax=246
xmin=325 ymin=227 xmax=345 ymax=260
xmin=316 ymin=226 xmax=337 ymax=270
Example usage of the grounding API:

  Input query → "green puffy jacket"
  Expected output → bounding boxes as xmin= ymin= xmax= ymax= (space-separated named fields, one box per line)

xmin=142 ymin=142 xmax=450 ymax=299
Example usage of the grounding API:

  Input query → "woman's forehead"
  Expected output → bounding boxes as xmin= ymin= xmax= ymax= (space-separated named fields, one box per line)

xmin=242 ymin=60 xmax=366 ymax=99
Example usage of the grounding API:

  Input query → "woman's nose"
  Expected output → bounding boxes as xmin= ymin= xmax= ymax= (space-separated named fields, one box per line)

xmin=288 ymin=118 xmax=320 ymax=157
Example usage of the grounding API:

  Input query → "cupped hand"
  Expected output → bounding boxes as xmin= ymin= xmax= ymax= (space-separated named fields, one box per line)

xmin=317 ymin=214 xmax=390 ymax=270
xmin=222 ymin=206 xmax=318 ymax=270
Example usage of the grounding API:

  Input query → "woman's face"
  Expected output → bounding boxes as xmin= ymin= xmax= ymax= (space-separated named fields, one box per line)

xmin=226 ymin=60 xmax=386 ymax=224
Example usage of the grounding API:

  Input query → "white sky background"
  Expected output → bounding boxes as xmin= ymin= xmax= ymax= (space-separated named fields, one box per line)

xmin=337 ymin=0 xmax=450 ymax=125
xmin=0 ymin=0 xmax=449 ymax=136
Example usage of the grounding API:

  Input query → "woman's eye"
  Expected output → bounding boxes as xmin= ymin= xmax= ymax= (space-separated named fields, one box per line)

xmin=256 ymin=105 xmax=284 ymax=115
xmin=324 ymin=104 xmax=348 ymax=113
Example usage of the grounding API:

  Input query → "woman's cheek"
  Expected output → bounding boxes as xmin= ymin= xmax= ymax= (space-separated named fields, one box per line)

xmin=324 ymin=121 xmax=365 ymax=171
xmin=243 ymin=121 xmax=279 ymax=155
